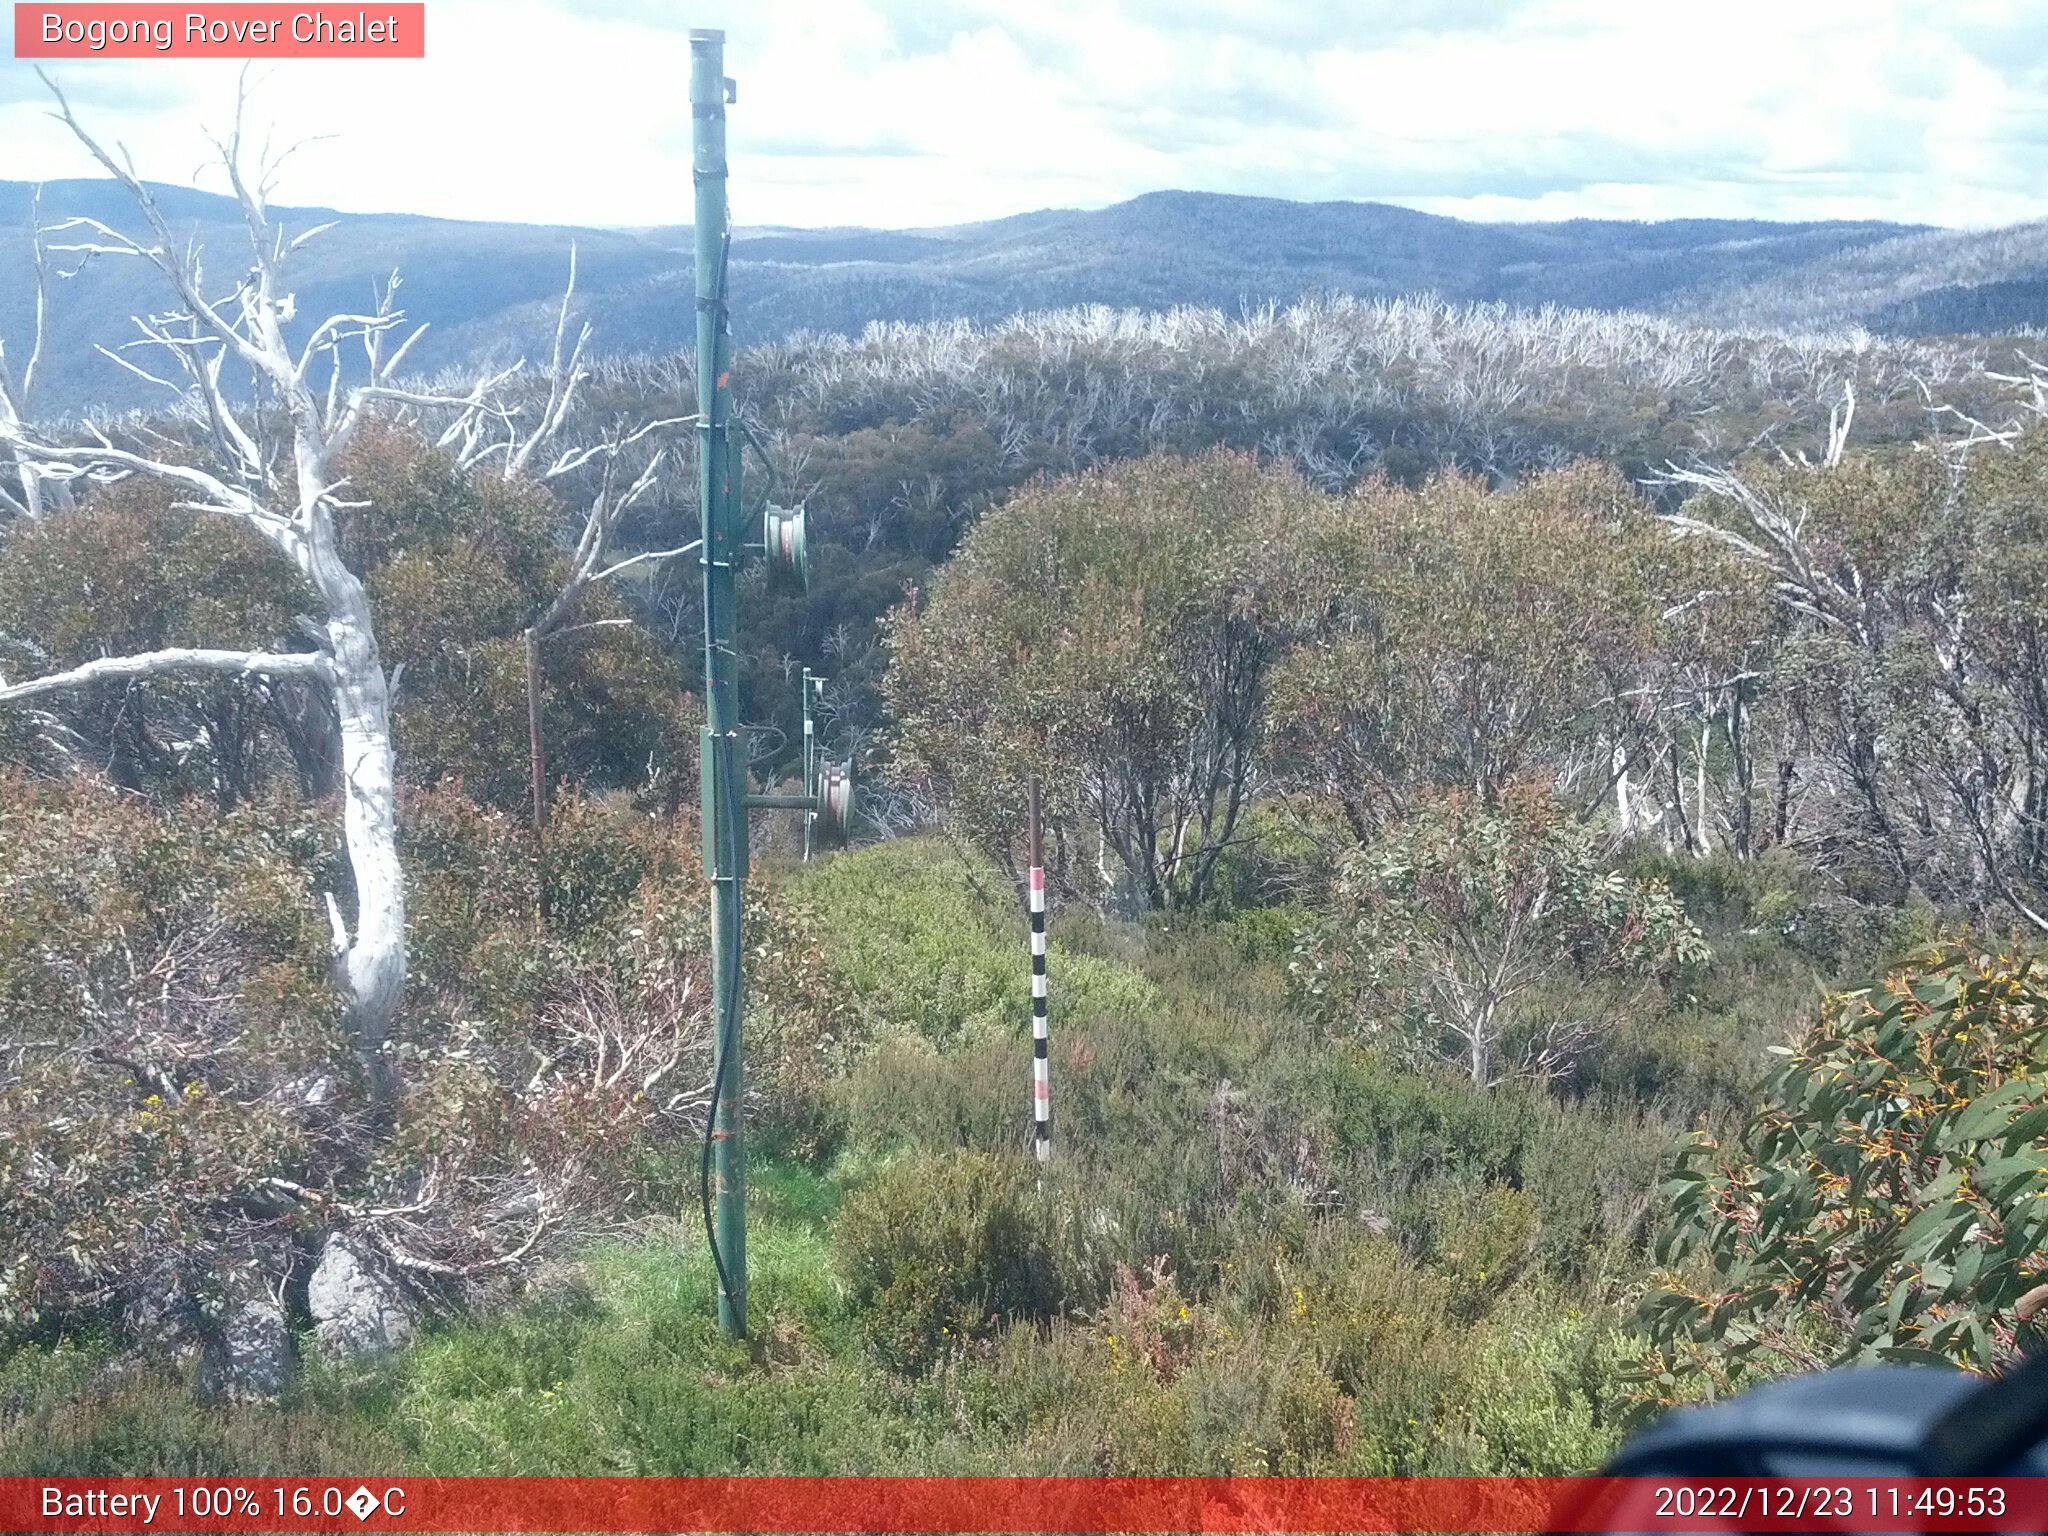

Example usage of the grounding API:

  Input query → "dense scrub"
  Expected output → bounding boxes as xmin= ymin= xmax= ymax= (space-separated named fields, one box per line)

xmin=0 ymin=790 xmax=2029 ymax=1471
xmin=9 ymin=837 xmax=1749 ymax=1474
xmin=0 ymin=775 xmax=750 ymax=1381
xmin=889 ymin=434 xmax=2048 ymax=946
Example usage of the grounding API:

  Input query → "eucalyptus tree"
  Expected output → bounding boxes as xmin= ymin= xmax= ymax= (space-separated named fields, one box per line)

xmin=1659 ymin=419 xmax=2048 ymax=929
xmin=1263 ymin=460 xmax=1754 ymax=846
xmin=1641 ymin=944 xmax=2048 ymax=1389
xmin=1298 ymin=784 xmax=1708 ymax=1087
xmin=886 ymin=449 xmax=1321 ymax=909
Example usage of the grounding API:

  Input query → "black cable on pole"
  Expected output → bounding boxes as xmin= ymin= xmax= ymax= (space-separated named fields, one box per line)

xmin=698 ymin=215 xmax=740 ymax=1321
xmin=699 ymin=897 xmax=741 ymax=1316
xmin=699 ymin=704 xmax=744 ymax=1318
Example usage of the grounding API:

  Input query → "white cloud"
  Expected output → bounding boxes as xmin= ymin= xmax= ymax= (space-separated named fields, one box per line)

xmin=1 ymin=0 xmax=2045 ymax=229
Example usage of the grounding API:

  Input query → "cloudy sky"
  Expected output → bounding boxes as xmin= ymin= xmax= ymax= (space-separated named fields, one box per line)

xmin=3 ymin=0 xmax=2047 ymax=231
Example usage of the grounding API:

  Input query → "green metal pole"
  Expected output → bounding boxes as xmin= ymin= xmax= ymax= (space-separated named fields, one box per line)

xmin=691 ymin=26 xmax=746 ymax=1338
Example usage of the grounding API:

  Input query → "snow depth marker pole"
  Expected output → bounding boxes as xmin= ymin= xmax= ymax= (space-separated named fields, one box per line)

xmin=1028 ymin=776 xmax=1051 ymax=1162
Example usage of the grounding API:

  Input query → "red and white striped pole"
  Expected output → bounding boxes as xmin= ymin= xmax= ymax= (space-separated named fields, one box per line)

xmin=1027 ymin=776 xmax=1051 ymax=1162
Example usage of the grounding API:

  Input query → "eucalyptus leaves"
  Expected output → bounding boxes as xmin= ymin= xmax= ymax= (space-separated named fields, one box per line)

xmin=1638 ymin=946 xmax=2048 ymax=1398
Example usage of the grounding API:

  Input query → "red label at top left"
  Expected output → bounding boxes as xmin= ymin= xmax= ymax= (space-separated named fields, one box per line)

xmin=15 ymin=4 xmax=426 ymax=57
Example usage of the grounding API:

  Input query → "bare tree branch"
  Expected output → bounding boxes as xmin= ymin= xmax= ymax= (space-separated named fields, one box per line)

xmin=0 ymin=646 xmax=327 ymax=704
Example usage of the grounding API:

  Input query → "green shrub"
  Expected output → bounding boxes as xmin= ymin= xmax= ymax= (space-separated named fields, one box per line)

xmin=833 ymin=1035 xmax=1025 ymax=1157
xmin=1221 ymin=904 xmax=1308 ymax=965
xmin=1293 ymin=1233 xmax=1458 ymax=1461
xmin=0 ymin=1338 xmax=402 ymax=1475
xmin=1176 ymin=1332 xmax=1345 ymax=1473
xmin=1521 ymin=1098 xmax=1667 ymax=1284
xmin=1436 ymin=1296 xmax=1625 ymax=1473
xmin=1425 ymin=1184 xmax=1541 ymax=1321
xmin=1319 ymin=1049 xmax=1528 ymax=1205
xmin=1637 ymin=944 xmax=2048 ymax=1400
xmin=833 ymin=1152 xmax=1064 ymax=1372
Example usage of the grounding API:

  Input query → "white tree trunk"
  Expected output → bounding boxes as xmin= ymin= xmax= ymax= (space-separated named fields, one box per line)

xmin=324 ymin=585 xmax=405 ymax=1094
xmin=1694 ymin=721 xmax=1714 ymax=857
xmin=0 ymin=183 xmax=50 ymax=524
xmin=1466 ymin=997 xmax=1496 ymax=1087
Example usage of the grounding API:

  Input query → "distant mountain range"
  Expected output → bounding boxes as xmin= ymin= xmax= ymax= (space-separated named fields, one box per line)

xmin=4 ymin=179 xmax=2045 ymax=414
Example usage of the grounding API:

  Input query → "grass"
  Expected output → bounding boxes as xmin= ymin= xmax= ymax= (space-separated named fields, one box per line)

xmin=791 ymin=836 xmax=1159 ymax=1050
xmin=386 ymin=1217 xmax=923 ymax=1475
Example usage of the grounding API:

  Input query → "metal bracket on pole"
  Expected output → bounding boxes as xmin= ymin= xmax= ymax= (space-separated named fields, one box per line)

xmin=745 ymin=792 xmax=815 ymax=811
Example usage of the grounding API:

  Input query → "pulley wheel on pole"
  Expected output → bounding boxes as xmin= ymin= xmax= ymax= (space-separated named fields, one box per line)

xmin=813 ymin=762 xmax=854 ymax=846
xmin=763 ymin=503 xmax=808 ymax=590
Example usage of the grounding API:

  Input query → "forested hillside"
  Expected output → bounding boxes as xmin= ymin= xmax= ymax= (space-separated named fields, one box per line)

xmin=468 ymin=298 xmax=2024 ymax=778
xmin=1671 ymin=217 xmax=2048 ymax=336
xmin=16 ymin=175 xmax=2048 ymax=416
xmin=5 ymin=155 xmax=2048 ymax=1479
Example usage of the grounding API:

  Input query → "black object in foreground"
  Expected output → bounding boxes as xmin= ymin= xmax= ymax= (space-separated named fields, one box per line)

xmin=1603 ymin=1349 xmax=2048 ymax=1477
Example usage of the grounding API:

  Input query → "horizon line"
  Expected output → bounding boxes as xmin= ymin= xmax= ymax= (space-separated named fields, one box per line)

xmin=0 ymin=173 xmax=1992 ymax=238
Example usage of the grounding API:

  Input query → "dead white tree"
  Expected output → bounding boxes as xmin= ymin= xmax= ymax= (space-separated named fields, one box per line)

xmin=1653 ymin=397 xmax=2048 ymax=934
xmin=0 ymin=76 xmax=516 ymax=1107
xmin=0 ymin=185 xmax=57 ymax=521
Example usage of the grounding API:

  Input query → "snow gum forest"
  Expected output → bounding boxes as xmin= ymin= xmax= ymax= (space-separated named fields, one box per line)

xmin=6 ymin=106 xmax=2048 ymax=1478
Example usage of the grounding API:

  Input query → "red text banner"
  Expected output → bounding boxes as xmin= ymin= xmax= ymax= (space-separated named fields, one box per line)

xmin=15 ymin=5 xmax=425 ymax=58
xmin=9 ymin=1476 xmax=2048 ymax=1532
